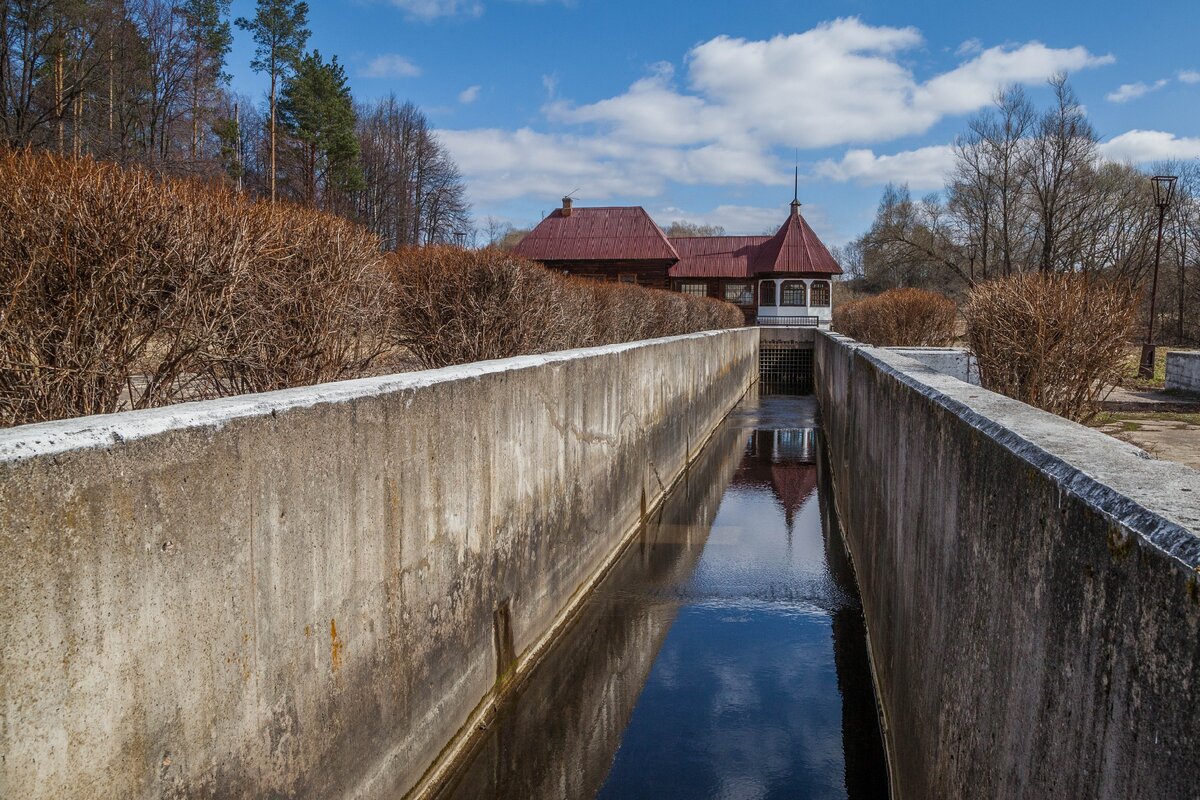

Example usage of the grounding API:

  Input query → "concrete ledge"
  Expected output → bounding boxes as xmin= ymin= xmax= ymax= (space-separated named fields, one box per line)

xmin=816 ymin=330 xmax=1200 ymax=800
xmin=0 ymin=328 xmax=759 ymax=800
xmin=885 ymin=346 xmax=979 ymax=386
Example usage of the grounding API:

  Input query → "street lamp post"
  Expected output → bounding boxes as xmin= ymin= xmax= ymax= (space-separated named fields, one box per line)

xmin=1139 ymin=175 xmax=1177 ymax=379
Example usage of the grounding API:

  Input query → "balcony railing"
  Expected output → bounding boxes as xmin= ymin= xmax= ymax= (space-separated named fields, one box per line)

xmin=756 ymin=315 xmax=820 ymax=327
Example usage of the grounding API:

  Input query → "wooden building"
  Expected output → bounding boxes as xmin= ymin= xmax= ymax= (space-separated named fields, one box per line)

xmin=512 ymin=197 xmax=843 ymax=326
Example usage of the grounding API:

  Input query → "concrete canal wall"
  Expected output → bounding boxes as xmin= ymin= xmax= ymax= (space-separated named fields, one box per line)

xmin=1166 ymin=350 xmax=1200 ymax=395
xmin=0 ymin=328 xmax=758 ymax=800
xmin=816 ymin=331 xmax=1200 ymax=800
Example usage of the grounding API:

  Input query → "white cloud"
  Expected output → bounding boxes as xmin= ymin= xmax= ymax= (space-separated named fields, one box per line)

xmin=814 ymin=145 xmax=956 ymax=190
xmin=444 ymin=20 xmax=1115 ymax=216
xmin=385 ymin=0 xmax=569 ymax=19
xmin=386 ymin=0 xmax=482 ymax=19
xmin=653 ymin=204 xmax=787 ymax=236
xmin=914 ymin=43 xmax=1112 ymax=117
xmin=810 ymin=130 xmax=1200 ymax=194
xmin=458 ymin=85 xmax=482 ymax=104
xmin=551 ymin=20 xmax=1113 ymax=150
xmin=439 ymin=127 xmax=785 ymax=204
xmin=955 ymin=38 xmax=983 ymax=57
xmin=1106 ymin=79 xmax=1168 ymax=103
xmin=1178 ymin=70 xmax=1200 ymax=84
xmin=1100 ymin=130 xmax=1200 ymax=163
xmin=651 ymin=203 xmax=844 ymax=243
xmin=438 ymin=128 xmax=669 ymax=203
xmin=362 ymin=54 xmax=422 ymax=78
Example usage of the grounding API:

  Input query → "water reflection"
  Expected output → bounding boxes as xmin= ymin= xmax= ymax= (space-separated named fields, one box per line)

xmin=432 ymin=393 xmax=889 ymax=800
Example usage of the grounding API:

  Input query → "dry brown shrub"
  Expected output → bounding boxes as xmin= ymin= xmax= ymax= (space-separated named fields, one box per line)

xmin=1 ymin=148 xmax=739 ymax=426
xmin=964 ymin=273 xmax=1137 ymax=422
xmin=192 ymin=201 xmax=389 ymax=397
xmin=0 ymin=148 xmax=389 ymax=427
xmin=385 ymin=248 xmax=743 ymax=369
xmin=833 ymin=287 xmax=957 ymax=346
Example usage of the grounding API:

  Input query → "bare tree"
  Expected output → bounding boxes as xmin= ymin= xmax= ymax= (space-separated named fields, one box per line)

xmin=1023 ymin=74 xmax=1102 ymax=273
xmin=235 ymin=0 xmax=308 ymax=202
xmin=1 ymin=0 xmax=107 ymax=148
xmin=353 ymin=95 xmax=469 ymax=248
xmin=859 ymin=183 xmax=973 ymax=293
xmin=664 ymin=220 xmax=726 ymax=237
xmin=979 ymin=87 xmax=1035 ymax=275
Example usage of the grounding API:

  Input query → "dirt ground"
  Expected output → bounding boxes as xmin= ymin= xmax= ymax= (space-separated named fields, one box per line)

xmin=1089 ymin=346 xmax=1200 ymax=472
xmin=1091 ymin=411 xmax=1200 ymax=472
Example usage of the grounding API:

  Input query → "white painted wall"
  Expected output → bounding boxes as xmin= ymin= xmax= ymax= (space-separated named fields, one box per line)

xmin=755 ymin=278 xmax=834 ymax=327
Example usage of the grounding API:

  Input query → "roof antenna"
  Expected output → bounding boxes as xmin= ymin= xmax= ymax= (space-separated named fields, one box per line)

xmin=561 ymin=187 xmax=581 ymax=217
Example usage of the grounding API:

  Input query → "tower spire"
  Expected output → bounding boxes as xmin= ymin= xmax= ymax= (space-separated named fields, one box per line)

xmin=791 ymin=160 xmax=801 ymax=217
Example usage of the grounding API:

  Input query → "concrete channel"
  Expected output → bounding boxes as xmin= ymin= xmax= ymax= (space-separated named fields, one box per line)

xmin=2 ymin=326 xmax=1200 ymax=799
xmin=427 ymin=390 xmax=890 ymax=799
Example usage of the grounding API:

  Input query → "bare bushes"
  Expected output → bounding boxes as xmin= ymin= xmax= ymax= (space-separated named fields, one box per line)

xmin=385 ymin=247 xmax=743 ymax=369
xmin=0 ymin=149 xmax=388 ymax=427
xmin=1 ymin=150 xmax=741 ymax=427
xmin=833 ymin=288 xmax=957 ymax=346
xmin=964 ymin=274 xmax=1136 ymax=422
xmin=193 ymin=203 xmax=388 ymax=396
xmin=384 ymin=246 xmax=570 ymax=367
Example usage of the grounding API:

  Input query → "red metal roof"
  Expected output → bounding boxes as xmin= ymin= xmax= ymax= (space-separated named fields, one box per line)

xmin=752 ymin=204 xmax=843 ymax=276
xmin=512 ymin=206 xmax=678 ymax=262
xmin=513 ymin=202 xmax=842 ymax=277
xmin=667 ymin=236 xmax=770 ymax=278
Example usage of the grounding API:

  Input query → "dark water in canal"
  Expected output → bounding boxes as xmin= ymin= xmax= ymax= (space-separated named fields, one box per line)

xmin=434 ymin=393 xmax=890 ymax=800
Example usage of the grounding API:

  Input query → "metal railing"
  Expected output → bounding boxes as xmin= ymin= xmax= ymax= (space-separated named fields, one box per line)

xmin=755 ymin=315 xmax=820 ymax=327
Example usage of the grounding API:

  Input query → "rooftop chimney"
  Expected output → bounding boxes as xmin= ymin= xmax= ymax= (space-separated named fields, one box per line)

xmin=562 ymin=196 xmax=573 ymax=217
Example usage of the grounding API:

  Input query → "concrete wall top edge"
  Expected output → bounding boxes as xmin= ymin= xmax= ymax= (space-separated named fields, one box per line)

xmin=818 ymin=331 xmax=1200 ymax=569
xmin=0 ymin=328 xmax=754 ymax=463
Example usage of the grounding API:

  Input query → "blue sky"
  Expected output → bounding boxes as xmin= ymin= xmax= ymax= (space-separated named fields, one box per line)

xmin=226 ymin=0 xmax=1200 ymax=244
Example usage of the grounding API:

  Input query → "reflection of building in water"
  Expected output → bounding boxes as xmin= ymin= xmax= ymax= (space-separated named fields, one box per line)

xmin=733 ymin=428 xmax=818 ymax=532
xmin=435 ymin=411 xmax=890 ymax=800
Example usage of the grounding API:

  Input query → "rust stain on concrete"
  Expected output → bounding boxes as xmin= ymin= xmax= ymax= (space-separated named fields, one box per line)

xmin=330 ymin=619 xmax=344 ymax=673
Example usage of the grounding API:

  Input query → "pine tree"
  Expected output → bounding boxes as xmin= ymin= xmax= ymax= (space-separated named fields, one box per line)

xmin=181 ymin=0 xmax=232 ymax=161
xmin=235 ymin=0 xmax=308 ymax=202
xmin=278 ymin=50 xmax=361 ymax=207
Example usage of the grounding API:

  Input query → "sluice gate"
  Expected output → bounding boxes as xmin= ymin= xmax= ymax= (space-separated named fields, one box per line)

xmin=758 ymin=326 xmax=815 ymax=393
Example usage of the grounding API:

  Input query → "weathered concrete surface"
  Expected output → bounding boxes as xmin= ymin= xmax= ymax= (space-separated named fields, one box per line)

xmin=1166 ymin=350 xmax=1200 ymax=396
xmin=816 ymin=330 xmax=1200 ymax=800
xmin=886 ymin=346 xmax=979 ymax=385
xmin=758 ymin=326 xmax=816 ymax=345
xmin=0 ymin=328 xmax=758 ymax=800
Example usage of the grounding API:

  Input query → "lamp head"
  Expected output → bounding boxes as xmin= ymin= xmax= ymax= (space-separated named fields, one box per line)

xmin=1152 ymin=175 xmax=1178 ymax=211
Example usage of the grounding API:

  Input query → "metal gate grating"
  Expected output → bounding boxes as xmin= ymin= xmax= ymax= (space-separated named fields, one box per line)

xmin=759 ymin=344 xmax=814 ymax=393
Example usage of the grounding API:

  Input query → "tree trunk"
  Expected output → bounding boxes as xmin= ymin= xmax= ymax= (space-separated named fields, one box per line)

xmin=269 ymin=64 xmax=276 ymax=202
xmin=191 ymin=75 xmax=199 ymax=161
xmin=1179 ymin=250 xmax=1186 ymax=344
xmin=108 ymin=43 xmax=114 ymax=136
xmin=55 ymin=51 xmax=64 ymax=153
